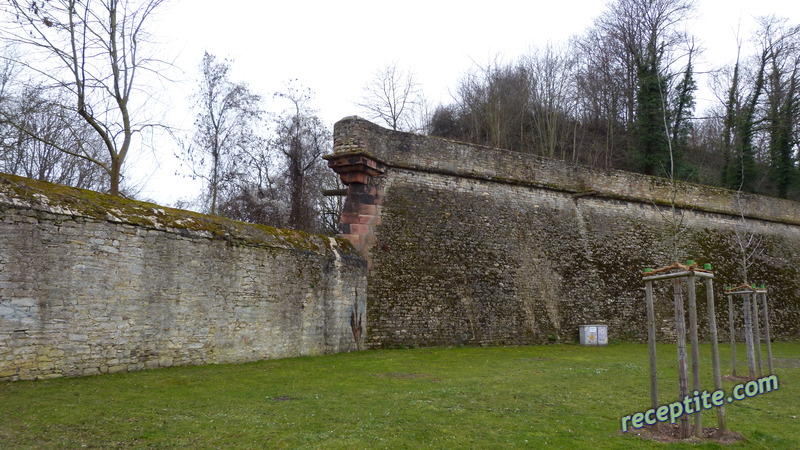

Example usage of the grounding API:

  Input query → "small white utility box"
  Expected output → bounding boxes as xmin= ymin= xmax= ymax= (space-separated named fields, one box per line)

xmin=579 ymin=324 xmax=608 ymax=346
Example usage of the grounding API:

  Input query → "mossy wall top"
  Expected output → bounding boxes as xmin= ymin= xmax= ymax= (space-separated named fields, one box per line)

xmin=0 ymin=173 xmax=367 ymax=381
xmin=330 ymin=117 xmax=800 ymax=347
xmin=0 ymin=173 xmax=360 ymax=254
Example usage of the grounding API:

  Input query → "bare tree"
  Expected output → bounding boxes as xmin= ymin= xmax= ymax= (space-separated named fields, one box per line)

xmin=760 ymin=17 xmax=800 ymax=198
xmin=574 ymin=7 xmax=638 ymax=167
xmin=711 ymin=16 xmax=800 ymax=198
xmin=181 ymin=52 xmax=262 ymax=215
xmin=217 ymin=140 xmax=286 ymax=226
xmin=0 ymin=48 xmax=14 ymax=101
xmin=576 ymin=0 xmax=695 ymax=173
xmin=0 ymin=0 xmax=170 ymax=195
xmin=732 ymin=194 xmax=763 ymax=284
xmin=573 ymin=34 xmax=628 ymax=168
xmin=357 ymin=62 xmax=423 ymax=132
xmin=212 ymin=82 xmax=339 ymax=234
xmin=317 ymin=170 xmax=346 ymax=235
xmin=273 ymin=82 xmax=331 ymax=232
xmin=0 ymin=84 xmax=107 ymax=190
xmin=524 ymin=43 xmax=579 ymax=160
xmin=0 ymin=51 xmax=19 ymax=170
xmin=217 ymin=180 xmax=286 ymax=226
xmin=446 ymin=59 xmax=535 ymax=152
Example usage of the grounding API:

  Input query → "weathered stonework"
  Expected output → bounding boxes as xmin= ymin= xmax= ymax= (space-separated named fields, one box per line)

xmin=0 ymin=174 xmax=367 ymax=381
xmin=3 ymin=115 xmax=799 ymax=381
xmin=324 ymin=151 xmax=387 ymax=267
xmin=329 ymin=116 xmax=800 ymax=348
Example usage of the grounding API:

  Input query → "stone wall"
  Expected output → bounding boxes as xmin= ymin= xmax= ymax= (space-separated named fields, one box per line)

xmin=326 ymin=117 xmax=800 ymax=348
xmin=0 ymin=174 xmax=367 ymax=381
xmin=4 ymin=115 xmax=798 ymax=382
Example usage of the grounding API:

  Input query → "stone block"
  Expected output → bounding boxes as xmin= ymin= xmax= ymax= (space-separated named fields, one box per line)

xmin=9 ymin=298 xmax=36 ymax=308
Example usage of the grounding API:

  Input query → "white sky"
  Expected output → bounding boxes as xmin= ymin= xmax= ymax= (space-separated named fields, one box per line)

xmin=135 ymin=0 xmax=800 ymax=207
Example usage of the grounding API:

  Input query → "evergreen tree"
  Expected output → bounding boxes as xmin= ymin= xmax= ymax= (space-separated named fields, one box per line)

xmin=767 ymin=71 xmax=797 ymax=198
xmin=670 ymin=57 xmax=697 ymax=178
xmin=632 ymin=47 xmax=671 ymax=176
xmin=732 ymin=50 xmax=767 ymax=192
xmin=721 ymin=60 xmax=741 ymax=189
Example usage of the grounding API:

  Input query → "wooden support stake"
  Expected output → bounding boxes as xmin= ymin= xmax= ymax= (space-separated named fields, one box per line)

xmin=705 ymin=278 xmax=726 ymax=431
xmin=686 ymin=277 xmax=702 ymax=437
xmin=743 ymin=294 xmax=756 ymax=378
xmin=761 ymin=292 xmax=774 ymax=375
xmin=673 ymin=278 xmax=691 ymax=439
xmin=751 ymin=292 xmax=763 ymax=377
xmin=728 ymin=296 xmax=737 ymax=376
xmin=645 ymin=280 xmax=659 ymax=432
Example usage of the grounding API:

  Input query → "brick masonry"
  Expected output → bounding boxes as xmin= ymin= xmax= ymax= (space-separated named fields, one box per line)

xmin=0 ymin=174 xmax=367 ymax=381
xmin=328 ymin=116 xmax=800 ymax=348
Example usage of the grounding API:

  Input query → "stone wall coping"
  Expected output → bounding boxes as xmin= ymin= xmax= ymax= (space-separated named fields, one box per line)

xmin=331 ymin=116 xmax=800 ymax=226
xmin=0 ymin=172 xmax=360 ymax=257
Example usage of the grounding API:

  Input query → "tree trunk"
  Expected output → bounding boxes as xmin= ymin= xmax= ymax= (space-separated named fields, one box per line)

xmin=110 ymin=157 xmax=121 ymax=196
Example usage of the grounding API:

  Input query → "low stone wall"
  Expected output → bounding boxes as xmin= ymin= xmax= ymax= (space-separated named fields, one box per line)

xmin=326 ymin=117 xmax=800 ymax=348
xmin=0 ymin=174 xmax=367 ymax=381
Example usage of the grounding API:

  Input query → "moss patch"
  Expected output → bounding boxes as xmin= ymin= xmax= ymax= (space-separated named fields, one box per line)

xmin=0 ymin=173 xmax=355 ymax=255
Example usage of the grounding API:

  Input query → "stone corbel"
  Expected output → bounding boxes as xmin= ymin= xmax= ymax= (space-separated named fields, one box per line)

xmin=323 ymin=152 xmax=387 ymax=186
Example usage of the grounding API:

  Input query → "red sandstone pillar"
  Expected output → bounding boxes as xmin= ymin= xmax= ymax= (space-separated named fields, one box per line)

xmin=323 ymin=153 xmax=386 ymax=264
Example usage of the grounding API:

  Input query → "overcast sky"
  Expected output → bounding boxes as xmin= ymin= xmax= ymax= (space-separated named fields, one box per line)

xmin=136 ymin=0 xmax=800 ymax=207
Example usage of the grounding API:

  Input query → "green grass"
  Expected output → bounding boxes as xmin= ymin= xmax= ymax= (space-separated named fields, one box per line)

xmin=1 ymin=342 xmax=798 ymax=448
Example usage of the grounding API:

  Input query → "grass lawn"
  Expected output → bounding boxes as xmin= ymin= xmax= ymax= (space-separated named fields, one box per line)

xmin=1 ymin=342 xmax=798 ymax=448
